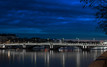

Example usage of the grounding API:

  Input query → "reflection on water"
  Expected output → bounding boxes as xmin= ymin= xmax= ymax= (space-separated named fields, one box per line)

xmin=0 ymin=49 xmax=106 ymax=67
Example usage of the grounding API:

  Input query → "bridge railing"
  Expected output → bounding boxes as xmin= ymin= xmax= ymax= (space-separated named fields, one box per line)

xmin=0 ymin=43 xmax=106 ymax=46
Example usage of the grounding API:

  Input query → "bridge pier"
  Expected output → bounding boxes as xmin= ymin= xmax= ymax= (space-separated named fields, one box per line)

xmin=79 ymin=46 xmax=92 ymax=51
xmin=2 ymin=44 xmax=6 ymax=48
xmin=83 ymin=46 xmax=87 ymax=49
xmin=50 ymin=43 xmax=53 ymax=49
xmin=22 ymin=44 xmax=26 ymax=49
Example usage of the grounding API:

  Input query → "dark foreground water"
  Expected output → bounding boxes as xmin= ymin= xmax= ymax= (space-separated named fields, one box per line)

xmin=0 ymin=49 xmax=106 ymax=67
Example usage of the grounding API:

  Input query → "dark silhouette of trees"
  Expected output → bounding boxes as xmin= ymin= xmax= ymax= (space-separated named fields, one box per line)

xmin=80 ymin=0 xmax=107 ymax=34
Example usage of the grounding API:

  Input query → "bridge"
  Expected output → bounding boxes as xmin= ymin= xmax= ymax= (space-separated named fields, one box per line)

xmin=0 ymin=43 xmax=107 ymax=51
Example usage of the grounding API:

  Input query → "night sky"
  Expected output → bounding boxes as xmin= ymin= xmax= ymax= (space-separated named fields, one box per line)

xmin=0 ymin=0 xmax=107 ymax=40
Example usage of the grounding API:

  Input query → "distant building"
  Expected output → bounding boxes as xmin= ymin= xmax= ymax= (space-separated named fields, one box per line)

xmin=0 ymin=34 xmax=17 ymax=43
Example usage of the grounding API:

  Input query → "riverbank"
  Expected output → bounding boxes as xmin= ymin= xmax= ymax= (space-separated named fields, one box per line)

xmin=89 ymin=51 xmax=107 ymax=67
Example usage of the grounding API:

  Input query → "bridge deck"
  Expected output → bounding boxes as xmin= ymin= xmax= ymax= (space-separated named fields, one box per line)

xmin=0 ymin=43 xmax=106 ymax=47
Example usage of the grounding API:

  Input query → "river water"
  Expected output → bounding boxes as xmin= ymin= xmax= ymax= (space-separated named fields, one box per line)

xmin=0 ymin=49 xmax=106 ymax=67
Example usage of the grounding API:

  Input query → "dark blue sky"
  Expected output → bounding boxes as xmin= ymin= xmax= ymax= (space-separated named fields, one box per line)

xmin=0 ymin=0 xmax=106 ymax=40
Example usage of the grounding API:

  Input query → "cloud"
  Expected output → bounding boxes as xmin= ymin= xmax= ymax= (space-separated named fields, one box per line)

xmin=0 ymin=0 xmax=105 ymax=39
xmin=0 ymin=28 xmax=46 ymax=34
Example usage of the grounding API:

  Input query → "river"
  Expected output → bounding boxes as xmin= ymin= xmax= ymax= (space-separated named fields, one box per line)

xmin=0 ymin=49 xmax=106 ymax=67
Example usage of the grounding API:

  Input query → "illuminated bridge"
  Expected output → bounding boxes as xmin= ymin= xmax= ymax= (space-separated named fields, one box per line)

xmin=0 ymin=43 xmax=107 ymax=50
